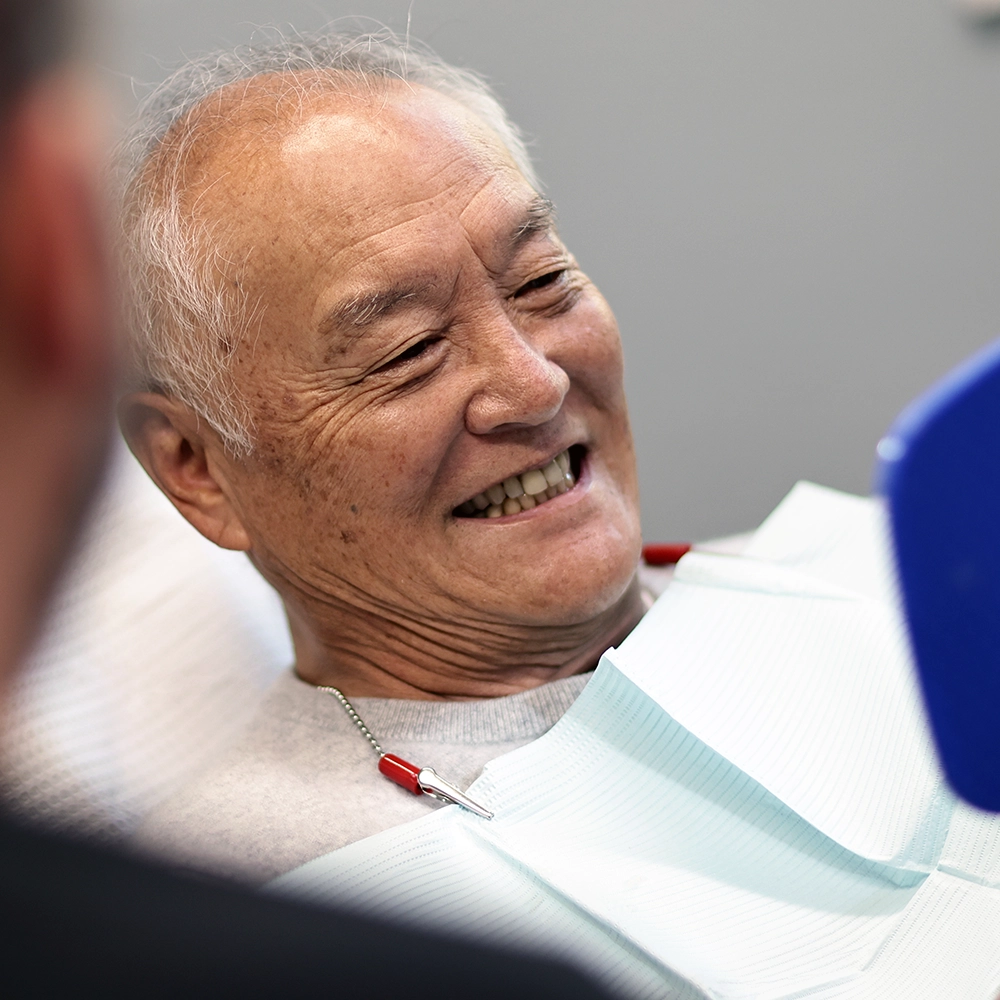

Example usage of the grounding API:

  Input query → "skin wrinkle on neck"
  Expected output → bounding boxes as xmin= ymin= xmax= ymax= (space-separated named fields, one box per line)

xmin=269 ymin=534 xmax=645 ymax=700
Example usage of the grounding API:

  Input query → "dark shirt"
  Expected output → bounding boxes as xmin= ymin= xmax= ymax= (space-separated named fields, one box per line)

xmin=0 ymin=812 xmax=611 ymax=998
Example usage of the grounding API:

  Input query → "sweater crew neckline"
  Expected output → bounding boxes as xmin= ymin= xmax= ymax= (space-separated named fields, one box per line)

xmin=274 ymin=669 xmax=594 ymax=744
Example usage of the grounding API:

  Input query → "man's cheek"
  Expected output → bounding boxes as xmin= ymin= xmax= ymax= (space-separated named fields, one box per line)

xmin=568 ymin=334 xmax=626 ymax=408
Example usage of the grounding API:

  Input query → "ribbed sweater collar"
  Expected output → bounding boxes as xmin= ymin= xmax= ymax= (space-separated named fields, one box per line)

xmin=269 ymin=669 xmax=593 ymax=743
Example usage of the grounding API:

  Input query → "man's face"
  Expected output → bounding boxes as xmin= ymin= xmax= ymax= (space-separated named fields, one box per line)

xmin=193 ymin=80 xmax=641 ymax=637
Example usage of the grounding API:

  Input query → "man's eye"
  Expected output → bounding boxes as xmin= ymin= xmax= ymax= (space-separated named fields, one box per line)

xmin=514 ymin=270 xmax=565 ymax=298
xmin=375 ymin=337 xmax=438 ymax=373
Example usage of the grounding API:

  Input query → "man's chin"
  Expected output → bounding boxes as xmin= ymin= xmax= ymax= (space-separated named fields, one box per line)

xmin=443 ymin=489 xmax=642 ymax=617
xmin=455 ymin=541 xmax=643 ymax=630
xmin=532 ymin=570 xmax=643 ymax=630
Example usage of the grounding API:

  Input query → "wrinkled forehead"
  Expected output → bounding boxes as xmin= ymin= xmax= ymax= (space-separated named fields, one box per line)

xmin=151 ymin=73 xmax=526 ymax=249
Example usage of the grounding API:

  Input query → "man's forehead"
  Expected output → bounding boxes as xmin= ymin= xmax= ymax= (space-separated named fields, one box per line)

xmin=178 ymin=75 xmax=517 ymax=196
xmin=161 ymin=73 xmax=549 ymax=334
xmin=171 ymin=75 xmax=529 ymax=255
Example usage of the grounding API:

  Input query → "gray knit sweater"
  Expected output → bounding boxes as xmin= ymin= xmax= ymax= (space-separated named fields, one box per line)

xmin=133 ymin=669 xmax=593 ymax=884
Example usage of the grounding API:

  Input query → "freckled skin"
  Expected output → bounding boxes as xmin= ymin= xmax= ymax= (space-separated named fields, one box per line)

xmin=125 ymin=76 xmax=644 ymax=700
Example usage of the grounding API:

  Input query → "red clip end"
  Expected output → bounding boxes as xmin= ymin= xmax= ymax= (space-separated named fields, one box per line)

xmin=641 ymin=542 xmax=692 ymax=566
xmin=379 ymin=753 xmax=423 ymax=795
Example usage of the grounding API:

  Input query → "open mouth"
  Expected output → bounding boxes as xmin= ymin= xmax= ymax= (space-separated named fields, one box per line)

xmin=453 ymin=446 xmax=584 ymax=519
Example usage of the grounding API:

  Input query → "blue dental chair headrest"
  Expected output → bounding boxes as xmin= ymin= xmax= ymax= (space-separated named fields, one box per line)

xmin=879 ymin=337 xmax=1000 ymax=811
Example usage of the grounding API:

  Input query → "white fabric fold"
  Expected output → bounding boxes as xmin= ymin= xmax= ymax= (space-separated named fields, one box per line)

xmin=613 ymin=564 xmax=949 ymax=867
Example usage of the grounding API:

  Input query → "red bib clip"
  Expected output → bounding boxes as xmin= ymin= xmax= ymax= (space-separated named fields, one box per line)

xmin=378 ymin=753 xmax=423 ymax=795
xmin=641 ymin=542 xmax=692 ymax=566
xmin=378 ymin=753 xmax=494 ymax=818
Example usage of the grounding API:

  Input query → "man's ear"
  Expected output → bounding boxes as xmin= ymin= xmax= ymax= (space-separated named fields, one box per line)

xmin=119 ymin=393 xmax=252 ymax=552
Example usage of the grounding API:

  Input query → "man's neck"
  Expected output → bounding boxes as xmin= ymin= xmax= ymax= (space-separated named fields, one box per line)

xmin=287 ymin=574 xmax=646 ymax=701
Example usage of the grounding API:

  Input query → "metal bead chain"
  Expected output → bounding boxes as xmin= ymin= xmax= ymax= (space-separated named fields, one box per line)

xmin=318 ymin=686 xmax=383 ymax=757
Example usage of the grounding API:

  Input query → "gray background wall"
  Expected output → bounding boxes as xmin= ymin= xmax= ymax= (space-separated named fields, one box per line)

xmin=100 ymin=0 xmax=1000 ymax=542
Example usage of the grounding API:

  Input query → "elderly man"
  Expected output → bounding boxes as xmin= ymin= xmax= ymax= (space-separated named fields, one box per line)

xmin=120 ymin=32 xmax=650 ymax=882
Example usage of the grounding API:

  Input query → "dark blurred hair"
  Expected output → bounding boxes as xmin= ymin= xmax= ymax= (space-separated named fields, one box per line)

xmin=0 ymin=0 xmax=75 ymax=115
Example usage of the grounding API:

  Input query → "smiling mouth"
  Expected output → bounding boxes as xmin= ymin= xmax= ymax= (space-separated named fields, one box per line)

xmin=453 ymin=446 xmax=584 ymax=519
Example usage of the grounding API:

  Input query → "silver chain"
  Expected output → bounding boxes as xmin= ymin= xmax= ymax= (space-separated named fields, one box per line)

xmin=316 ymin=683 xmax=495 ymax=820
xmin=318 ymin=686 xmax=383 ymax=757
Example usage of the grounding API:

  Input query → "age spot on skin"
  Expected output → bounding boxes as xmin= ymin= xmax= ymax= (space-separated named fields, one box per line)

xmin=294 ymin=474 xmax=313 ymax=501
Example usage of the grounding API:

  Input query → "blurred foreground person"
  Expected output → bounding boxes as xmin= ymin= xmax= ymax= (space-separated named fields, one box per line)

xmin=0 ymin=2 xmax=610 ymax=996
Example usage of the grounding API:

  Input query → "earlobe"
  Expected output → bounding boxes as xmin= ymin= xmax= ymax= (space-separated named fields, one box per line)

xmin=119 ymin=393 xmax=252 ymax=552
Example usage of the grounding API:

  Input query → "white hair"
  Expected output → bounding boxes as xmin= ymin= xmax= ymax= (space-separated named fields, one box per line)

xmin=118 ymin=28 xmax=540 ymax=455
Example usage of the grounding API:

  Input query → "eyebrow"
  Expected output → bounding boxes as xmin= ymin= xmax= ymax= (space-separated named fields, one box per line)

xmin=319 ymin=195 xmax=558 ymax=339
xmin=508 ymin=194 xmax=557 ymax=256
xmin=322 ymin=282 xmax=433 ymax=336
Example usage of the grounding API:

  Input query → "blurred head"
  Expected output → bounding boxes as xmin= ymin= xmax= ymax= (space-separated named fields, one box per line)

xmin=0 ymin=0 xmax=112 ymax=692
xmin=120 ymin=34 xmax=643 ymax=697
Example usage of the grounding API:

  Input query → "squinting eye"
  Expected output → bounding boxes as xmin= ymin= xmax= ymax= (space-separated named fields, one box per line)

xmin=394 ymin=340 xmax=432 ymax=363
xmin=376 ymin=336 xmax=439 ymax=373
xmin=514 ymin=270 xmax=565 ymax=297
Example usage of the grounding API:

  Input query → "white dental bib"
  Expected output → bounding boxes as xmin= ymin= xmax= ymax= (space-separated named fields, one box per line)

xmin=270 ymin=482 xmax=1000 ymax=1000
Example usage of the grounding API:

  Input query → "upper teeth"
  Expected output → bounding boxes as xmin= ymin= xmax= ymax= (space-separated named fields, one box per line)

xmin=456 ymin=450 xmax=575 ymax=519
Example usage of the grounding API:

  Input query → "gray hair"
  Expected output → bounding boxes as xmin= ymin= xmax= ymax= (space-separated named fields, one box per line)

xmin=118 ymin=29 xmax=539 ymax=455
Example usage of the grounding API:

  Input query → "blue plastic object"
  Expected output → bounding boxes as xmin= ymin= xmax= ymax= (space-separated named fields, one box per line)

xmin=877 ymin=337 xmax=1000 ymax=811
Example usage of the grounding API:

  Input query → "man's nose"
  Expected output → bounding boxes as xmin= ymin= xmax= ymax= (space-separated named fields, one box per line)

xmin=464 ymin=316 xmax=570 ymax=436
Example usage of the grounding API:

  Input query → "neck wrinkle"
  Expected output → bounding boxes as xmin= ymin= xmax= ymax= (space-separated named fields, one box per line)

xmin=288 ymin=573 xmax=645 ymax=700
